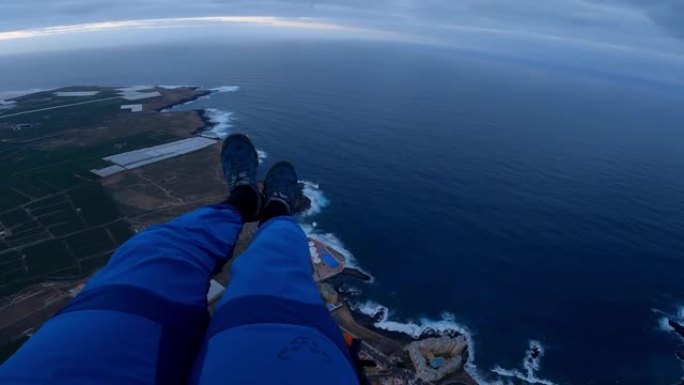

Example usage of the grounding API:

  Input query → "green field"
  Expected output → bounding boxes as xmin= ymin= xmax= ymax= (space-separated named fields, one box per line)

xmin=0 ymin=86 xmax=200 ymax=296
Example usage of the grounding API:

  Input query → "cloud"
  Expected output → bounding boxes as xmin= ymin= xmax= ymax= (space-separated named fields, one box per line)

xmin=0 ymin=17 xmax=369 ymax=42
xmin=0 ymin=0 xmax=682 ymax=58
xmin=591 ymin=0 xmax=684 ymax=38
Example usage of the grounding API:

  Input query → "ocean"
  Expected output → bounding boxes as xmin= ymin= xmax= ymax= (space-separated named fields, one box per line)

xmin=1 ymin=40 xmax=683 ymax=384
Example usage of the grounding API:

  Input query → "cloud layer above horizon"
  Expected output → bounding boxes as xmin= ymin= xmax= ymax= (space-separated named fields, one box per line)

xmin=0 ymin=0 xmax=683 ymax=59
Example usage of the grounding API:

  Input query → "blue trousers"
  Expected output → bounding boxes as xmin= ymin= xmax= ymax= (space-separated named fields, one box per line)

xmin=0 ymin=204 xmax=358 ymax=385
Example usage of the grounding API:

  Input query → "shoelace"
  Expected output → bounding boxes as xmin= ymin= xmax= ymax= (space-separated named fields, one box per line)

xmin=230 ymin=170 xmax=251 ymax=187
xmin=226 ymin=142 xmax=255 ymax=187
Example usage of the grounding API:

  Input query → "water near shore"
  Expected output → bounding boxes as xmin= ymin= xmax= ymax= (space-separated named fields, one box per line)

xmin=2 ymin=41 xmax=684 ymax=384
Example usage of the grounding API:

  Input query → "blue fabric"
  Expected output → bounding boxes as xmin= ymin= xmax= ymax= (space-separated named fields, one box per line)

xmin=218 ymin=216 xmax=322 ymax=304
xmin=190 ymin=217 xmax=358 ymax=385
xmin=195 ymin=295 xmax=356 ymax=385
xmin=195 ymin=324 xmax=356 ymax=385
xmin=207 ymin=295 xmax=353 ymax=366
xmin=0 ymin=205 xmax=357 ymax=385
xmin=0 ymin=204 xmax=240 ymax=385
xmin=85 ymin=204 xmax=243 ymax=307
xmin=59 ymin=284 xmax=210 ymax=385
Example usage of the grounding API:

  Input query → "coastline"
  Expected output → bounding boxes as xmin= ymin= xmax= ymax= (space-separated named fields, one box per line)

xmin=156 ymin=86 xmax=235 ymax=139
xmin=2 ymin=84 xmax=479 ymax=384
xmin=153 ymin=86 xmax=212 ymax=113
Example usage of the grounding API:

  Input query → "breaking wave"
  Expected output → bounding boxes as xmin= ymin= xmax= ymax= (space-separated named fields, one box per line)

xmin=654 ymin=305 xmax=684 ymax=333
xmin=658 ymin=316 xmax=673 ymax=332
xmin=159 ymin=85 xmax=238 ymax=111
xmin=158 ymin=85 xmax=190 ymax=89
xmin=199 ymin=108 xmax=267 ymax=160
xmin=257 ymin=150 xmax=268 ymax=164
xmin=295 ymin=180 xmax=559 ymax=385
xmin=351 ymin=300 xmax=476 ymax=354
xmin=299 ymin=181 xmax=330 ymax=216
xmin=300 ymin=224 xmax=367 ymax=272
xmin=300 ymin=179 xmax=475 ymax=352
xmin=298 ymin=181 xmax=366 ymax=270
xmin=352 ymin=301 xmax=473 ymax=336
xmin=160 ymin=94 xmax=211 ymax=112
xmin=201 ymin=108 xmax=233 ymax=139
xmin=297 ymin=183 xmax=367 ymax=275
xmin=491 ymin=341 xmax=556 ymax=385
xmin=211 ymin=85 xmax=240 ymax=93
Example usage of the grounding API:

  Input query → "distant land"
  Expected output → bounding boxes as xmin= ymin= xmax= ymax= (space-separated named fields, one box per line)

xmin=0 ymin=85 xmax=215 ymax=296
xmin=0 ymin=86 xmax=477 ymax=385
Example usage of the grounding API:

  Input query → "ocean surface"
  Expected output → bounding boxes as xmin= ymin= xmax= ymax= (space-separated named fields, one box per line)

xmin=2 ymin=41 xmax=684 ymax=384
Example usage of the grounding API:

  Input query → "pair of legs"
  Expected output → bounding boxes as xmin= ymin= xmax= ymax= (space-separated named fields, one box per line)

xmin=0 ymin=135 xmax=358 ymax=385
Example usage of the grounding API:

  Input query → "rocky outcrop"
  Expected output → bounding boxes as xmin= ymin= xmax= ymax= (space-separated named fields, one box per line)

xmin=407 ymin=336 xmax=467 ymax=382
xmin=669 ymin=319 xmax=684 ymax=340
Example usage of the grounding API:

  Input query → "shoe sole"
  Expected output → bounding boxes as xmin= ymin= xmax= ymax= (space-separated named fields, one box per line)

xmin=264 ymin=161 xmax=299 ymax=210
xmin=221 ymin=133 xmax=257 ymax=160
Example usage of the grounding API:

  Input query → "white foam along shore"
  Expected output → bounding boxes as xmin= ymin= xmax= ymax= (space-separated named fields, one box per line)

xmin=160 ymin=94 xmax=211 ymax=112
xmin=257 ymin=150 xmax=268 ymax=164
xmin=298 ymin=183 xmax=479 ymax=351
xmin=298 ymin=182 xmax=370 ymax=275
xmin=199 ymin=108 xmax=269 ymax=161
xmin=160 ymin=85 xmax=240 ymax=112
xmin=352 ymin=300 xmax=476 ymax=349
xmin=655 ymin=305 xmax=684 ymax=333
xmin=158 ymin=85 xmax=232 ymax=139
xmin=347 ymin=300 xmax=531 ymax=385
xmin=300 ymin=181 xmax=330 ymax=216
xmin=297 ymin=179 xmax=561 ymax=385
xmin=298 ymin=181 xmax=474 ymax=350
xmin=300 ymin=224 xmax=367 ymax=271
xmin=159 ymin=84 xmax=239 ymax=93
xmin=211 ymin=85 xmax=240 ymax=93
xmin=352 ymin=299 xmax=559 ymax=385
xmin=491 ymin=340 xmax=556 ymax=385
xmin=201 ymin=108 xmax=233 ymax=139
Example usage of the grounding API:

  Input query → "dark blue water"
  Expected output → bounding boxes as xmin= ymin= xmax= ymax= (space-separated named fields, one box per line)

xmin=2 ymin=41 xmax=684 ymax=384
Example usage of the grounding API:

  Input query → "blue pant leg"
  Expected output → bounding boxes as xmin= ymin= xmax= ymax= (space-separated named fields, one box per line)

xmin=0 ymin=204 xmax=243 ymax=385
xmin=193 ymin=217 xmax=359 ymax=385
xmin=219 ymin=216 xmax=322 ymax=304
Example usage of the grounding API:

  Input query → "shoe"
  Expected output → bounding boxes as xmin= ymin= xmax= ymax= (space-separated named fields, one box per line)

xmin=263 ymin=161 xmax=299 ymax=214
xmin=221 ymin=134 xmax=259 ymax=189
xmin=221 ymin=134 xmax=261 ymax=220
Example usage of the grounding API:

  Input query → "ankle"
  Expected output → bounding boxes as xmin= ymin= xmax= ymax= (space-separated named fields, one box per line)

xmin=259 ymin=199 xmax=292 ymax=225
xmin=226 ymin=184 xmax=260 ymax=221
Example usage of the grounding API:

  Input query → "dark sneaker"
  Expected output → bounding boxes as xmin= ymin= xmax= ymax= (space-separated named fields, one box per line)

xmin=263 ymin=161 xmax=299 ymax=214
xmin=221 ymin=134 xmax=261 ymax=221
xmin=221 ymin=134 xmax=259 ymax=189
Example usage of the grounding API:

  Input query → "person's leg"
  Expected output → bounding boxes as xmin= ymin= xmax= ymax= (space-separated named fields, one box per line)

xmin=0 ymin=134 xmax=263 ymax=385
xmin=193 ymin=162 xmax=358 ymax=385
xmin=0 ymin=204 xmax=243 ymax=385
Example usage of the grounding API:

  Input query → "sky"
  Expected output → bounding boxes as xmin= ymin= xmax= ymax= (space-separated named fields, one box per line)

xmin=0 ymin=0 xmax=683 ymax=81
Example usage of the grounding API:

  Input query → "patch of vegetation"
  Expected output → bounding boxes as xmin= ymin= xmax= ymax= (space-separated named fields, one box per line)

xmin=0 ymin=86 xmax=198 ymax=296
